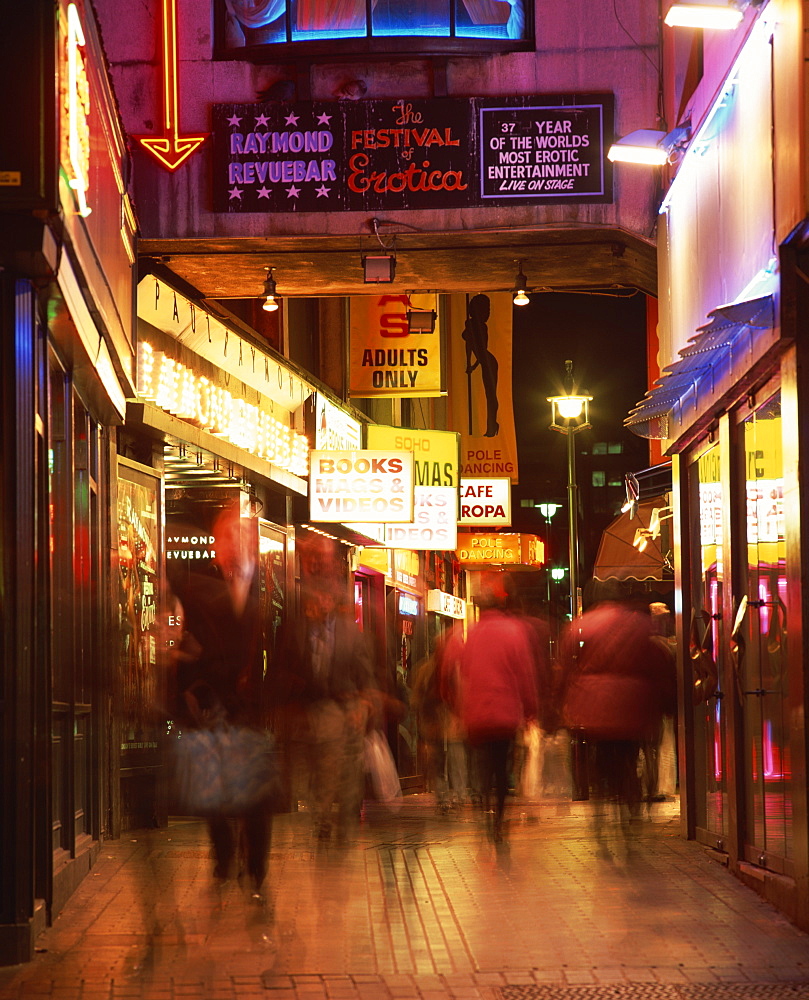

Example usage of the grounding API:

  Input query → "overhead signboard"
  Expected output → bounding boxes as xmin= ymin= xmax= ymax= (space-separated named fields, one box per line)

xmin=427 ymin=589 xmax=466 ymax=619
xmin=383 ymin=486 xmax=458 ymax=551
xmin=366 ymin=425 xmax=459 ymax=487
xmin=479 ymin=103 xmax=607 ymax=201
xmin=350 ymin=294 xmax=444 ymax=398
xmin=446 ymin=292 xmax=519 ymax=484
xmin=459 ymin=478 xmax=511 ymax=526
xmin=456 ymin=533 xmax=545 ymax=567
xmin=366 ymin=426 xmax=459 ymax=550
xmin=313 ymin=392 xmax=362 ymax=451
xmin=212 ymin=95 xmax=613 ymax=212
xmin=309 ymin=450 xmax=414 ymax=523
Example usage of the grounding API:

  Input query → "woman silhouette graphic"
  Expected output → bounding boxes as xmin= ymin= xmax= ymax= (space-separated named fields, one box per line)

xmin=462 ymin=293 xmax=500 ymax=437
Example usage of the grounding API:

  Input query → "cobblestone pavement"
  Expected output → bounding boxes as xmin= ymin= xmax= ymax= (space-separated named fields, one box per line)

xmin=2 ymin=796 xmax=809 ymax=999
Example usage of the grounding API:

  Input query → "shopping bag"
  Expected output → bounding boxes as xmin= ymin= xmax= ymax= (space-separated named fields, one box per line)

xmin=363 ymin=730 xmax=403 ymax=812
xmin=172 ymin=724 xmax=280 ymax=816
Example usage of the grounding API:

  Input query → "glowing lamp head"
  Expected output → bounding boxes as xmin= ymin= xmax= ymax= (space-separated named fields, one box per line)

xmin=607 ymin=130 xmax=669 ymax=165
xmin=556 ymin=396 xmax=586 ymax=420
xmin=664 ymin=1 xmax=743 ymax=30
xmin=548 ymin=362 xmax=592 ymax=432
xmin=513 ymin=288 xmax=530 ymax=306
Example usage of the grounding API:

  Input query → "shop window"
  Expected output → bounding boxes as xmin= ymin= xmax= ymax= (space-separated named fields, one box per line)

xmin=608 ymin=442 xmax=623 ymax=454
xmin=592 ymin=442 xmax=607 ymax=455
xmin=219 ymin=0 xmax=529 ymax=53
xmin=592 ymin=471 xmax=605 ymax=487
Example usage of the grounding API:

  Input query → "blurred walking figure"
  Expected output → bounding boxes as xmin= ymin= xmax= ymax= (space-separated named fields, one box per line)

xmin=451 ymin=573 xmax=538 ymax=843
xmin=644 ymin=603 xmax=678 ymax=802
xmin=411 ymin=628 xmax=467 ymax=814
xmin=559 ymin=600 xmax=674 ymax=844
xmin=169 ymin=506 xmax=275 ymax=903
xmin=275 ymin=582 xmax=375 ymax=844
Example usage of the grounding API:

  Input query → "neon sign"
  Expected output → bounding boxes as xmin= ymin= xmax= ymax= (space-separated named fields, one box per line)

xmin=66 ymin=3 xmax=91 ymax=216
xmin=134 ymin=0 xmax=208 ymax=169
xmin=137 ymin=342 xmax=309 ymax=477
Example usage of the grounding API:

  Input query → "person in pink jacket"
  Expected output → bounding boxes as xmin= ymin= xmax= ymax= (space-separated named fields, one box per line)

xmin=452 ymin=573 xmax=539 ymax=843
xmin=558 ymin=599 xmax=675 ymax=841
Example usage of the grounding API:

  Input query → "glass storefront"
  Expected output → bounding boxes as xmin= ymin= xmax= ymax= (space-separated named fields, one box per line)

xmin=737 ymin=388 xmax=792 ymax=870
xmin=49 ymin=353 xmax=104 ymax=857
xmin=117 ymin=460 xmax=164 ymax=830
xmin=688 ymin=440 xmax=727 ymax=843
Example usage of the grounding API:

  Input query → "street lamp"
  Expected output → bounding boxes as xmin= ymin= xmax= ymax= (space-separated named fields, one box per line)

xmin=537 ymin=502 xmax=561 ymax=605
xmin=548 ymin=360 xmax=592 ymax=619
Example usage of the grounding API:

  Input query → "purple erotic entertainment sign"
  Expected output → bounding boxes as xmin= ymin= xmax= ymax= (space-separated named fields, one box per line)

xmin=212 ymin=94 xmax=613 ymax=213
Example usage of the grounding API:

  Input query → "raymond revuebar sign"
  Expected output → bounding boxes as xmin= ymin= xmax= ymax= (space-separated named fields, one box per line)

xmin=309 ymin=450 xmax=414 ymax=522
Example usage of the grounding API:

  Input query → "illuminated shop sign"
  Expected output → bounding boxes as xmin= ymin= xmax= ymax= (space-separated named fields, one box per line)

xmin=394 ymin=549 xmax=420 ymax=590
xmin=366 ymin=425 xmax=459 ymax=485
xmin=427 ymin=590 xmax=466 ymax=619
xmin=314 ymin=392 xmax=362 ymax=451
xmin=365 ymin=426 xmax=459 ymax=549
xmin=479 ymin=103 xmax=608 ymax=200
xmin=350 ymin=297 xmax=445 ymax=399
xmin=212 ymin=95 xmax=613 ymax=213
xmin=384 ymin=486 xmax=458 ymax=551
xmin=459 ymin=477 xmax=511 ymax=525
xmin=137 ymin=276 xmax=315 ymax=411
xmin=137 ymin=342 xmax=309 ymax=476
xmin=165 ymin=533 xmax=215 ymax=560
xmin=66 ymin=3 xmax=91 ymax=217
xmin=457 ymin=533 xmax=544 ymax=566
xmin=134 ymin=0 xmax=208 ymax=170
xmin=309 ymin=450 xmax=414 ymax=523
xmin=398 ymin=593 xmax=420 ymax=616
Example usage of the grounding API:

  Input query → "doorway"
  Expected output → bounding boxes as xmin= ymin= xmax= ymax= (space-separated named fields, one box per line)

xmin=736 ymin=387 xmax=792 ymax=873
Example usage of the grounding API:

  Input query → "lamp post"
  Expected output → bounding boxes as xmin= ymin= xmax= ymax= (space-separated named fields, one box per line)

xmin=537 ymin=502 xmax=561 ymax=605
xmin=548 ymin=360 xmax=592 ymax=620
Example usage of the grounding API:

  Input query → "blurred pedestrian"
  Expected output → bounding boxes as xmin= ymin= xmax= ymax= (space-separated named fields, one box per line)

xmin=168 ymin=506 xmax=275 ymax=903
xmin=559 ymin=600 xmax=673 ymax=843
xmin=451 ymin=573 xmax=538 ymax=843
xmin=274 ymin=581 xmax=375 ymax=845
xmin=643 ymin=603 xmax=678 ymax=802
xmin=411 ymin=627 xmax=468 ymax=814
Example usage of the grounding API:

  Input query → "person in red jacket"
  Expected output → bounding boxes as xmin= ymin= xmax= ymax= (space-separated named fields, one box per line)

xmin=450 ymin=573 xmax=539 ymax=844
xmin=558 ymin=599 xmax=675 ymax=843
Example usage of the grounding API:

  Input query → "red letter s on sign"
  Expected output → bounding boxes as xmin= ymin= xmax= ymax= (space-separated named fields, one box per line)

xmin=379 ymin=311 xmax=408 ymax=338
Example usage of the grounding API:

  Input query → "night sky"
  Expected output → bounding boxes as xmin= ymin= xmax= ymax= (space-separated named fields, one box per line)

xmin=510 ymin=288 xmax=651 ymax=581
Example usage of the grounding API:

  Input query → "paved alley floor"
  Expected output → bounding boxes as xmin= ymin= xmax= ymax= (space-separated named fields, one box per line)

xmin=2 ymin=796 xmax=809 ymax=999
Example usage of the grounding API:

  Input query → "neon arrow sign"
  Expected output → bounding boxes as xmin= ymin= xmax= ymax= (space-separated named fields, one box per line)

xmin=134 ymin=0 xmax=208 ymax=170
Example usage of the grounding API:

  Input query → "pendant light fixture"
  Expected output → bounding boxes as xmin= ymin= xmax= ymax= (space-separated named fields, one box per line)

xmin=512 ymin=260 xmax=530 ymax=306
xmin=262 ymin=267 xmax=279 ymax=312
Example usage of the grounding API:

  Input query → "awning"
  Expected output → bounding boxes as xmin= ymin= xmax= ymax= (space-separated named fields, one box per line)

xmin=626 ymin=294 xmax=775 ymax=440
xmin=593 ymin=496 xmax=672 ymax=582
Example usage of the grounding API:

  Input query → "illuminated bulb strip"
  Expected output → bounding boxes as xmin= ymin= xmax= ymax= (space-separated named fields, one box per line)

xmin=136 ymin=343 xmax=309 ymax=476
